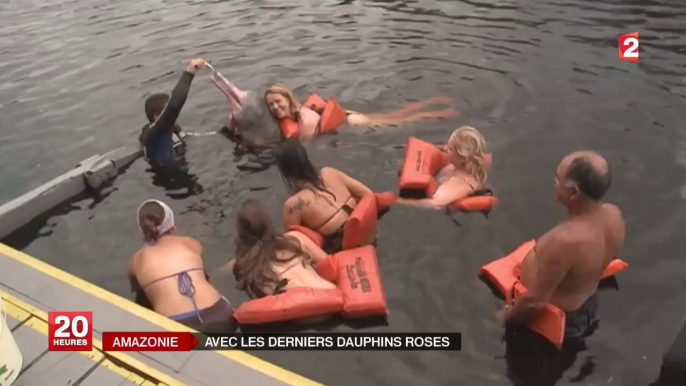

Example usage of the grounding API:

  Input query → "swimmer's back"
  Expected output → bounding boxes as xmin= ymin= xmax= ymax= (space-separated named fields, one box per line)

xmin=521 ymin=203 xmax=625 ymax=311
xmin=268 ymin=232 xmax=336 ymax=293
xmin=270 ymin=233 xmax=337 ymax=325
xmin=564 ymin=203 xmax=625 ymax=302
xmin=298 ymin=107 xmax=320 ymax=139
xmin=599 ymin=203 xmax=625 ymax=267
xmin=288 ymin=167 xmax=361 ymax=232
xmin=132 ymin=235 xmax=220 ymax=316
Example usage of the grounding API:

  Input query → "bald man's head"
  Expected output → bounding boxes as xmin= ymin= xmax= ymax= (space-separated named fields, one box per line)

xmin=559 ymin=151 xmax=612 ymax=201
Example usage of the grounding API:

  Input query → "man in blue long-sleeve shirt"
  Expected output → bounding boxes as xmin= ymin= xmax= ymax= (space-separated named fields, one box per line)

xmin=139 ymin=58 xmax=205 ymax=198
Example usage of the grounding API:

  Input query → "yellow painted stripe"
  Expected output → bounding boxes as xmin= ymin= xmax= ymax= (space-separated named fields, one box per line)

xmin=0 ymin=243 xmax=323 ymax=386
xmin=3 ymin=299 xmax=31 ymax=325
xmin=141 ymin=381 xmax=164 ymax=386
xmin=101 ymin=359 xmax=147 ymax=385
xmin=22 ymin=315 xmax=105 ymax=362
xmin=5 ymin=298 xmax=148 ymax=385
xmin=0 ymin=291 xmax=186 ymax=386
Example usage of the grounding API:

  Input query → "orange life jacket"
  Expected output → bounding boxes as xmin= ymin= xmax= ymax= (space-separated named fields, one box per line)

xmin=278 ymin=93 xmax=347 ymax=139
xmin=479 ymin=240 xmax=629 ymax=347
xmin=398 ymin=136 xmax=498 ymax=213
xmin=287 ymin=192 xmax=397 ymax=254
xmin=233 ymin=246 xmax=388 ymax=324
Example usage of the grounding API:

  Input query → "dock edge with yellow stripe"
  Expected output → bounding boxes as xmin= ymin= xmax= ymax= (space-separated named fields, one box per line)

xmin=0 ymin=242 xmax=324 ymax=386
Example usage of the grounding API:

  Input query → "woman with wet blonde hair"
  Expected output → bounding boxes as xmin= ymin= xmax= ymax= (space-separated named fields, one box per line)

xmin=264 ymin=83 xmax=458 ymax=140
xmin=397 ymin=126 xmax=492 ymax=209
xmin=264 ymin=84 xmax=302 ymax=121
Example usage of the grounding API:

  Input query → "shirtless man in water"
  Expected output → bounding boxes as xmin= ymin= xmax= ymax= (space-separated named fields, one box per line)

xmin=503 ymin=151 xmax=625 ymax=341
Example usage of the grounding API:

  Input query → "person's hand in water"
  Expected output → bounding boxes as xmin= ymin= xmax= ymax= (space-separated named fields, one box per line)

xmin=186 ymin=58 xmax=206 ymax=74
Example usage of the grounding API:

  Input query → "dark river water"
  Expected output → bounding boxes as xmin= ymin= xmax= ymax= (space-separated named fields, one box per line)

xmin=2 ymin=0 xmax=686 ymax=385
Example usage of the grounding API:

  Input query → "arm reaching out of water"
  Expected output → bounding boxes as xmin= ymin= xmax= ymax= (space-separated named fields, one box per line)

xmin=142 ymin=59 xmax=205 ymax=145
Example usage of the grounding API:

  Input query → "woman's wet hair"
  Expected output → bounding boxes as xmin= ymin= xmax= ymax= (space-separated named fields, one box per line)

xmin=274 ymin=139 xmax=336 ymax=199
xmin=233 ymin=199 xmax=310 ymax=298
xmin=447 ymin=126 xmax=488 ymax=183
xmin=144 ymin=93 xmax=170 ymax=123
xmin=138 ymin=201 xmax=167 ymax=243
xmin=264 ymin=83 xmax=301 ymax=120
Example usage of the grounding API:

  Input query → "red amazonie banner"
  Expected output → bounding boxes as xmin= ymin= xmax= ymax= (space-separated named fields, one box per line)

xmin=101 ymin=331 xmax=199 ymax=351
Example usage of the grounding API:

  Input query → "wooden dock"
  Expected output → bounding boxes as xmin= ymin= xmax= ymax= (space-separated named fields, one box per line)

xmin=0 ymin=243 xmax=323 ymax=386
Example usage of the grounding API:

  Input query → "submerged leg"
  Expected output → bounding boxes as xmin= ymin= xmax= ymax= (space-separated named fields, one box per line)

xmin=365 ymin=96 xmax=456 ymax=120
xmin=348 ymin=108 xmax=459 ymax=127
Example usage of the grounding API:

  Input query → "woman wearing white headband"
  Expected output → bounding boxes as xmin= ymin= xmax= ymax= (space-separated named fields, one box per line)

xmin=127 ymin=199 xmax=237 ymax=332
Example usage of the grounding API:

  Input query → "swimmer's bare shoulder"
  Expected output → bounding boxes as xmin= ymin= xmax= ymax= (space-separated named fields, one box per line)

xmin=177 ymin=236 xmax=202 ymax=254
xmin=285 ymin=193 xmax=311 ymax=215
xmin=601 ymin=203 xmax=626 ymax=249
xmin=601 ymin=203 xmax=624 ymax=223
xmin=127 ymin=249 xmax=144 ymax=290
xmin=537 ymin=221 xmax=597 ymax=259
xmin=284 ymin=231 xmax=327 ymax=263
xmin=319 ymin=166 xmax=343 ymax=182
xmin=128 ymin=249 xmax=142 ymax=272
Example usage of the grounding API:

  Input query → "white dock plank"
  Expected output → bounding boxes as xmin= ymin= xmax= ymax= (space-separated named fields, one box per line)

xmin=0 ymin=254 xmax=193 ymax=370
xmin=180 ymin=351 xmax=288 ymax=386
xmin=11 ymin=323 xmax=48 ymax=366
xmin=79 ymin=365 xmax=140 ymax=386
xmin=0 ymin=250 xmax=314 ymax=386
xmin=6 ymin=313 xmax=24 ymax=330
xmin=13 ymin=351 xmax=96 ymax=386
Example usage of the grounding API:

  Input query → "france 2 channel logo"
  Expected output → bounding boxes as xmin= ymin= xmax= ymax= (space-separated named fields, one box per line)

xmin=618 ymin=32 xmax=639 ymax=63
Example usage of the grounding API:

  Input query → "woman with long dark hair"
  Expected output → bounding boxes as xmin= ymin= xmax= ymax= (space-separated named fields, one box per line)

xmin=230 ymin=199 xmax=335 ymax=298
xmin=274 ymin=139 xmax=376 ymax=253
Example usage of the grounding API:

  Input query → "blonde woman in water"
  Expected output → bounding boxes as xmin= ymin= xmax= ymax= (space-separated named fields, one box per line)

xmin=264 ymin=83 xmax=459 ymax=140
xmin=397 ymin=126 xmax=491 ymax=209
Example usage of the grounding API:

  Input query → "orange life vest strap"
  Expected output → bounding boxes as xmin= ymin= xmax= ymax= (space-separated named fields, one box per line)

xmin=480 ymin=240 xmax=629 ymax=348
xmin=319 ymin=98 xmax=346 ymax=134
xmin=279 ymin=118 xmax=299 ymax=139
xmin=316 ymin=254 xmax=339 ymax=283
xmin=452 ymin=194 xmax=498 ymax=213
xmin=374 ymin=192 xmax=397 ymax=211
xmin=303 ymin=94 xmax=327 ymax=113
xmin=512 ymin=282 xmax=566 ymax=348
xmin=342 ymin=193 xmax=378 ymax=251
xmin=285 ymin=94 xmax=345 ymax=137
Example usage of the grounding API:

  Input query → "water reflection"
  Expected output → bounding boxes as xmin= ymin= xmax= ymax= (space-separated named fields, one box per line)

xmin=505 ymin=327 xmax=595 ymax=386
xmin=146 ymin=158 xmax=205 ymax=200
